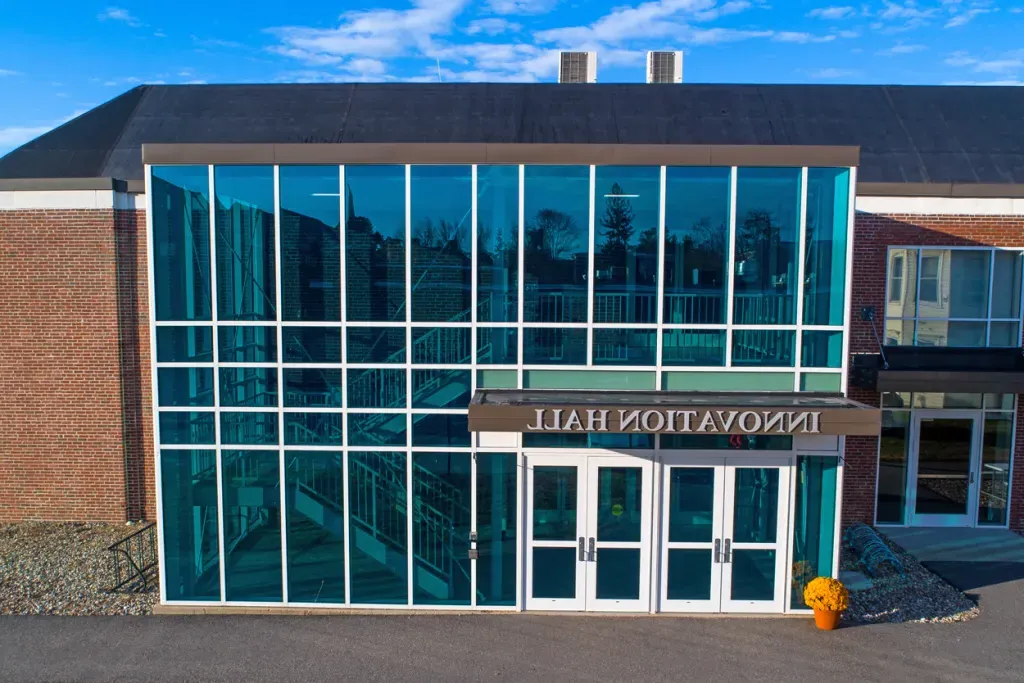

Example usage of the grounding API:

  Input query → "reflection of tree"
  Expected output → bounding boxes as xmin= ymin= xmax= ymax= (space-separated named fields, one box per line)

xmin=737 ymin=209 xmax=782 ymax=289
xmin=526 ymin=209 xmax=578 ymax=260
xmin=414 ymin=217 xmax=467 ymax=251
xmin=665 ymin=216 xmax=727 ymax=290
xmin=599 ymin=183 xmax=635 ymax=263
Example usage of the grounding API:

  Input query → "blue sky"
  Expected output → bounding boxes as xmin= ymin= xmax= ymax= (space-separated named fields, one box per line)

xmin=1 ymin=0 xmax=1023 ymax=155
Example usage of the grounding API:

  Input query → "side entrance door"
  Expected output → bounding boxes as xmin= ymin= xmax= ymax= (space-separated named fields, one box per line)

xmin=525 ymin=453 xmax=653 ymax=612
xmin=908 ymin=410 xmax=982 ymax=527
xmin=659 ymin=455 xmax=791 ymax=613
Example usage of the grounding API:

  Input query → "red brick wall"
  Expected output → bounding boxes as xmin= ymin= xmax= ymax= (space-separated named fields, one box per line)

xmin=0 ymin=208 xmax=153 ymax=522
xmin=846 ymin=212 xmax=1024 ymax=530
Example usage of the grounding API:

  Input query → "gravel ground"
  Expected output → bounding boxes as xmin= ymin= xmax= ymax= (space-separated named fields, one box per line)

xmin=840 ymin=529 xmax=979 ymax=624
xmin=0 ymin=522 xmax=157 ymax=615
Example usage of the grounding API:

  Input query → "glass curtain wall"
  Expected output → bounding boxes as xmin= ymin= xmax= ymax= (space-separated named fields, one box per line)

xmin=152 ymin=163 xmax=852 ymax=606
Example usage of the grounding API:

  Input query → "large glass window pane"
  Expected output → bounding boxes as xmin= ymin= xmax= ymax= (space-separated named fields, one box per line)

xmin=152 ymin=166 xmax=211 ymax=321
xmin=919 ymin=249 xmax=990 ymax=320
xmin=523 ymin=432 xmax=654 ymax=448
xmin=280 ymin=166 xmax=341 ymax=322
xmin=595 ymin=467 xmax=642 ymax=542
xmin=533 ymin=465 xmax=577 ymax=541
xmin=348 ymin=412 xmax=408 ymax=447
xmin=803 ymin=168 xmax=850 ymax=326
xmin=662 ymin=329 xmax=725 ymax=366
xmin=477 ymin=166 xmax=519 ymax=323
xmin=593 ymin=166 xmax=659 ymax=324
xmin=532 ymin=547 xmax=576 ymax=598
xmin=286 ymin=452 xmax=345 ymax=603
xmin=411 ymin=413 xmax=470 ymax=447
xmin=733 ymin=168 xmax=800 ymax=325
xmin=348 ymin=452 xmax=408 ymax=604
xmin=222 ymin=450 xmax=282 ymax=602
xmin=345 ymin=165 xmax=406 ymax=323
xmin=413 ymin=452 xmax=472 ymax=605
xmin=916 ymin=321 xmax=986 ymax=347
xmin=220 ymin=412 xmax=279 ymax=445
xmin=214 ymin=166 xmax=276 ymax=321
xmin=410 ymin=166 xmax=472 ymax=322
xmin=667 ymin=468 xmax=714 ymax=543
xmin=156 ymin=326 xmax=213 ymax=362
xmin=159 ymin=411 xmax=215 ymax=445
xmin=732 ymin=468 xmax=779 ymax=544
xmin=522 ymin=328 xmax=587 ymax=365
xmin=915 ymin=418 xmax=973 ymax=516
xmin=663 ymin=167 xmax=730 ymax=325
xmin=979 ymin=413 xmax=1013 ymax=525
xmin=661 ymin=434 xmax=792 ymax=449
xmin=412 ymin=327 xmax=471 ymax=365
xmin=912 ymin=392 xmax=982 ymax=409
xmin=346 ymin=327 xmax=405 ymax=364
xmin=218 ymin=326 xmax=277 ymax=363
xmin=158 ymin=367 xmax=214 ymax=407
xmin=731 ymin=330 xmax=795 ymax=367
xmin=283 ymin=326 xmax=342 ymax=364
xmin=283 ymin=368 xmax=342 ymax=408
xmin=160 ymin=449 xmax=219 ymax=601
xmin=790 ymin=456 xmax=838 ymax=609
xmin=219 ymin=367 xmax=277 ymax=407
xmin=283 ymin=413 xmax=343 ymax=446
xmin=990 ymin=322 xmax=1019 ymax=347
xmin=592 ymin=329 xmax=655 ymax=366
xmin=595 ymin=548 xmax=641 ymax=600
xmin=523 ymin=166 xmax=590 ymax=323
xmin=876 ymin=411 xmax=909 ymax=523
xmin=477 ymin=328 xmax=518 ymax=365
xmin=991 ymin=251 xmax=1023 ymax=319
xmin=476 ymin=453 xmax=517 ymax=606
xmin=411 ymin=369 xmax=471 ymax=409
xmin=667 ymin=549 xmax=712 ymax=600
xmin=801 ymin=331 xmax=843 ymax=368
xmin=346 ymin=368 xmax=406 ymax=409
xmin=885 ymin=248 xmax=918 ymax=324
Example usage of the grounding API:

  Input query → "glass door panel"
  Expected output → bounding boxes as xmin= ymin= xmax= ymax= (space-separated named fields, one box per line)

xmin=911 ymin=413 xmax=980 ymax=527
xmin=526 ymin=456 xmax=587 ymax=610
xmin=660 ymin=463 xmax=724 ymax=612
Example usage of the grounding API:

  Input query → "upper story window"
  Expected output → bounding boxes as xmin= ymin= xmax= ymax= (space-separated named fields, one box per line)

xmin=885 ymin=247 xmax=1024 ymax=347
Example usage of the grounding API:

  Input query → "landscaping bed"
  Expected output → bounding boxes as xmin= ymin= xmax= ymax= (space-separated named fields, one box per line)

xmin=0 ymin=522 xmax=157 ymax=616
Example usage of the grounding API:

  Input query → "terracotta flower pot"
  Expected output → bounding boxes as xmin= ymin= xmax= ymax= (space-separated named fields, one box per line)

xmin=813 ymin=608 xmax=842 ymax=631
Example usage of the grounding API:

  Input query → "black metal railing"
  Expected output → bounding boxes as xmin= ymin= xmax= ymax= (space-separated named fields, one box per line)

xmin=107 ymin=522 xmax=158 ymax=593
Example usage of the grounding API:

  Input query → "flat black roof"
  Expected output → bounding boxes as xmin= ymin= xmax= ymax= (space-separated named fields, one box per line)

xmin=2 ymin=83 xmax=1024 ymax=185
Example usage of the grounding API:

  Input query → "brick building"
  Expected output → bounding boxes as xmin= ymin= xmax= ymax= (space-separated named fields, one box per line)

xmin=1 ymin=83 xmax=1022 ymax=614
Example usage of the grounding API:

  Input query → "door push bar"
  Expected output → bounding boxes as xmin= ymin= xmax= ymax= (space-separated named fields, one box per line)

xmin=714 ymin=539 xmax=734 ymax=563
xmin=576 ymin=537 xmax=599 ymax=562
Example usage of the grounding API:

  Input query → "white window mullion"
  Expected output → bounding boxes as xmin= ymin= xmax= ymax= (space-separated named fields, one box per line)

xmin=405 ymin=164 xmax=414 ymax=606
xmin=517 ymin=165 xmax=525 ymax=390
xmin=725 ymin=167 xmax=738 ymax=367
xmin=840 ymin=167 xmax=856 ymax=393
xmin=208 ymin=164 xmax=227 ymax=604
xmin=587 ymin=164 xmax=596 ymax=366
xmin=794 ymin=167 xmax=808 ymax=391
xmin=339 ymin=165 xmax=349 ymax=437
xmin=986 ymin=249 xmax=995 ymax=346
xmin=655 ymin=166 xmax=667 ymax=391
xmin=273 ymin=165 xmax=288 ymax=604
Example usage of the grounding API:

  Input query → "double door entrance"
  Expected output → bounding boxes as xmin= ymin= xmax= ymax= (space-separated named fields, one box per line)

xmin=524 ymin=453 xmax=791 ymax=613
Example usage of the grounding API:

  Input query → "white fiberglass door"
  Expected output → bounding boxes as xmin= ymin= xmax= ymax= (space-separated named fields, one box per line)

xmin=908 ymin=411 xmax=981 ymax=528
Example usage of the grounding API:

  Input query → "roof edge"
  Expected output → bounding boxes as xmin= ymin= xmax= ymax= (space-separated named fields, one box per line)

xmin=857 ymin=182 xmax=1024 ymax=198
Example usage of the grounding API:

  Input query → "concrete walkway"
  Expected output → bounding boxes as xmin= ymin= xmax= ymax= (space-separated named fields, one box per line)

xmin=883 ymin=527 xmax=1024 ymax=593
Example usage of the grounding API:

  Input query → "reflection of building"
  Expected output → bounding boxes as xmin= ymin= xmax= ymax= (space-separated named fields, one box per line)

xmin=1 ymin=82 xmax=1023 ymax=616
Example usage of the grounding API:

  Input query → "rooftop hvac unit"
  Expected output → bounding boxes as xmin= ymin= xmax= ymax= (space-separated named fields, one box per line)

xmin=646 ymin=51 xmax=683 ymax=83
xmin=558 ymin=51 xmax=597 ymax=83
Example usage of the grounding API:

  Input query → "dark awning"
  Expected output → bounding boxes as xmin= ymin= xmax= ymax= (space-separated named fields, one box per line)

xmin=468 ymin=390 xmax=879 ymax=436
xmin=851 ymin=347 xmax=1024 ymax=393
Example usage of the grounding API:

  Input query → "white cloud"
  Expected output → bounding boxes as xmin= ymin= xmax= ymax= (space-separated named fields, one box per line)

xmin=183 ymin=79 xmax=208 ymax=85
xmin=267 ymin=46 xmax=344 ymax=66
xmin=693 ymin=0 xmax=752 ymax=21
xmin=773 ymin=31 xmax=836 ymax=43
xmin=807 ymin=6 xmax=855 ymax=19
xmin=877 ymin=42 xmax=927 ymax=55
xmin=944 ymin=50 xmax=1024 ymax=73
xmin=944 ymin=79 xmax=1024 ymax=85
xmin=803 ymin=67 xmax=858 ymax=79
xmin=836 ymin=29 xmax=860 ymax=38
xmin=877 ymin=2 xmax=936 ymax=21
xmin=0 ymin=69 xmax=18 ymax=77
xmin=0 ymin=109 xmax=88 ymax=154
xmin=102 ymin=76 xmax=143 ymax=87
xmin=98 ymin=7 xmax=143 ymax=27
xmin=466 ymin=18 xmax=521 ymax=35
xmin=485 ymin=0 xmax=556 ymax=14
xmin=944 ymin=8 xmax=992 ymax=28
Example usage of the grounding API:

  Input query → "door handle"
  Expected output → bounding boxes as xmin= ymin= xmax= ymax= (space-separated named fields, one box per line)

xmin=723 ymin=539 xmax=732 ymax=563
xmin=588 ymin=537 xmax=596 ymax=562
xmin=714 ymin=538 xmax=721 ymax=563
xmin=578 ymin=537 xmax=585 ymax=561
xmin=970 ymin=472 xmax=975 ymax=484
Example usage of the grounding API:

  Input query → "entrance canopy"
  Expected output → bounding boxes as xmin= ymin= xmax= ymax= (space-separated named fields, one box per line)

xmin=468 ymin=390 xmax=880 ymax=437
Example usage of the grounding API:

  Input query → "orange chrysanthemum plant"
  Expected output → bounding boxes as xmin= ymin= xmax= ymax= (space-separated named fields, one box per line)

xmin=803 ymin=576 xmax=849 ymax=613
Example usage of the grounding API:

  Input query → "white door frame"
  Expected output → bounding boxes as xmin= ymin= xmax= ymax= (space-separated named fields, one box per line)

xmin=907 ymin=410 xmax=983 ymax=528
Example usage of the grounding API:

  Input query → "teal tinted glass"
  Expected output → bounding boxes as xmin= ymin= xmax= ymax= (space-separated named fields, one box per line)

xmin=219 ymin=367 xmax=277 ymax=407
xmin=477 ymin=165 xmax=519 ymax=323
xmin=222 ymin=450 xmax=282 ymax=602
xmin=592 ymin=329 xmax=656 ymax=366
xmin=411 ymin=370 xmax=471 ymax=408
xmin=347 ymin=368 xmax=406 ymax=408
xmin=412 ymin=327 xmax=471 ymax=364
xmin=284 ymin=412 xmax=344 ymax=446
xmin=218 ymin=325 xmax=277 ymax=363
xmin=533 ymin=466 xmax=577 ymax=541
xmin=804 ymin=168 xmax=850 ymax=326
xmin=730 ymin=549 xmax=776 ymax=601
xmin=662 ymin=329 xmax=726 ymax=366
xmin=283 ymin=368 xmax=342 ymax=408
xmin=667 ymin=468 xmax=714 ymax=543
xmin=159 ymin=411 xmax=215 ymax=445
xmin=664 ymin=167 xmax=730 ymax=325
xmin=523 ymin=432 xmax=654 ymax=448
xmin=522 ymin=328 xmax=587 ymax=365
xmin=214 ymin=166 xmax=276 ymax=321
xmin=347 ymin=327 xmax=405 ymax=363
xmin=157 ymin=367 xmax=214 ymax=407
xmin=732 ymin=468 xmax=779 ymax=543
xmin=151 ymin=166 xmax=211 ymax=321
xmin=286 ymin=451 xmax=344 ymax=603
xmin=220 ymin=412 xmax=278 ymax=445
xmin=345 ymin=165 xmax=406 ymax=323
xmin=348 ymin=413 xmax=408 ymax=447
xmin=733 ymin=168 xmax=800 ymax=325
xmin=980 ymin=413 xmax=1013 ymax=525
xmin=156 ymin=326 xmax=213 ymax=362
xmin=348 ymin=451 xmax=408 ymax=604
xmin=412 ymin=452 xmax=472 ymax=605
xmin=791 ymin=456 xmax=838 ymax=609
xmin=667 ymin=549 xmax=712 ymax=600
xmin=477 ymin=328 xmax=517 ymax=364
xmin=661 ymin=434 xmax=792 ymax=449
xmin=732 ymin=329 xmax=795 ymax=367
xmin=410 ymin=166 xmax=472 ymax=322
xmin=411 ymin=413 xmax=470 ymax=447
xmin=595 ymin=548 xmax=640 ymax=600
xmin=532 ymin=547 xmax=576 ymax=598
xmin=596 ymin=467 xmax=642 ymax=542
xmin=876 ymin=411 xmax=909 ymax=524
xmin=280 ymin=166 xmax=341 ymax=322
xmin=160 ymin=449 xmax=219 ymax=601
xmin=801 ymin=331 xmax=843 ymax=368
xmin=593 ymin=166 xmax=660 ymax=324
xmin=523 ymin=166 xmax=590 ymax=322
xmin=476 ymin=453 xmax=518 ymax=606
xmin=283 ymin=326 xmax=342 ymax=363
